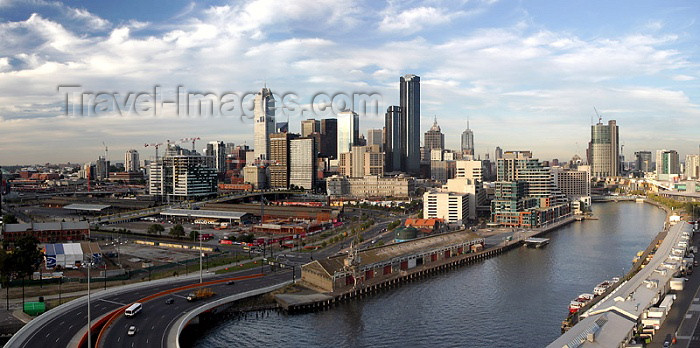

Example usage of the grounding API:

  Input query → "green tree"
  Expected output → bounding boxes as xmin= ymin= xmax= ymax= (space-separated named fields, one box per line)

xmin=2 ymin=214 xmax=18 ymax=224
xmin=147 ymin=224 xmax=165 ymax=236
xmin=169 ymin=224 xmax=185 ymax=238
xmin=189 ymin=230 xmax=200 ymax=241
xmin=239 ymin=234 xmax=254 ymax=243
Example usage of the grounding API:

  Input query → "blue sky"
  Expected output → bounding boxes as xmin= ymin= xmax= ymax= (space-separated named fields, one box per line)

xmin=0 ymin=0 xmax=698 ymax=165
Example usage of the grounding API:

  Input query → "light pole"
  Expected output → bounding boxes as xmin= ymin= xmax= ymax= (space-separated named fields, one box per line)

xmin=199 ymin=222 xmax=203 ymax=284
xmin=87 ymin=260 xmax=91 ymax=348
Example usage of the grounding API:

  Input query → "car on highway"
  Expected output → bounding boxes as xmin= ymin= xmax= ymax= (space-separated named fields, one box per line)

xmin=226 ymin=280 xmax=235 ymax=285
xmin=663 ymin=334 xmax=672 ymax=347
xmin=127 ymin=326 xmax=137 ymax=336
xmin=165 ymin=298 xmax=174 ymax=304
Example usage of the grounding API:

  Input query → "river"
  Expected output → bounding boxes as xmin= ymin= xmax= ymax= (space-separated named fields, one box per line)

xmin=193 ymin=202 xmax=666 ymax=347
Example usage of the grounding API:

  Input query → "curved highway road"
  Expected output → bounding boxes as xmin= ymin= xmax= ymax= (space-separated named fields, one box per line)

xmin=99 ymin=270 xmax=294 ymax=348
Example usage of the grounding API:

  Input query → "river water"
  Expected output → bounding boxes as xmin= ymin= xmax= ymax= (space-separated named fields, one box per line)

xmin=193 ymin=202 xmax=666 ymax=347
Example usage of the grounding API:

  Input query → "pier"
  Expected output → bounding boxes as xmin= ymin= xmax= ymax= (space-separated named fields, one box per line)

xmin=523 ymin=237 xmax=550 ymax=248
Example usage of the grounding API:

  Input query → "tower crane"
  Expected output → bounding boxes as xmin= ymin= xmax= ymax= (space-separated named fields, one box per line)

xmin=144 ymin=142 xmax=164 ymax=161
xmin=593 ymin=107 xmax=603 ymax=124
xmin=180 ymin=137 xmax=201 ymax=152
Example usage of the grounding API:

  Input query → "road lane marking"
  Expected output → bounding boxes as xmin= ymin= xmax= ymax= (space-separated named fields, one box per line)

xmin=117 ymin=336 xmax=120 ymax=342
xmin=99 ymin=298 xmax=127 ymax=306
xmin=55 ymin=338 xmax=59 ymax=343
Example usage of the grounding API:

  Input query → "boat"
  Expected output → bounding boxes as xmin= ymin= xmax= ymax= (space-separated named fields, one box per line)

xmin=593 ymin=281 xmax=612 ymax=296
xmin=569 ymin=300 xmax=586 ymax=314
xmin=576 ymin=293 xmax=594 ymax=302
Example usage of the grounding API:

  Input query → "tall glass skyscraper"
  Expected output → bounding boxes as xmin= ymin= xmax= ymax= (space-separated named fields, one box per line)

xmin=384 ymin=105 xmax=402 ymax=172
xmin=589 ymin=119 xmax=619 ymax=178
xmin=337 ymin=110 xmax=359 ymax=155
xmin=400 ymin=74 xmax=420 ymax=175
xmin=461 ymin=120 xmax=474 ymax=155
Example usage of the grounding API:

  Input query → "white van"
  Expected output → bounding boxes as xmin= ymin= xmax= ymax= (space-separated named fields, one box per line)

xmin=124 ymin=302 xmax=142 ymax=317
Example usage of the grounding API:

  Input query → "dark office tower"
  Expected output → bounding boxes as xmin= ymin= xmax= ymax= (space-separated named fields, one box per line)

xmin=400 ymin=74 xmax=420 ymax=175
xmin=424 ymin=116 xmax=444 ymax=152
xmin=320 ymin=118 xmax=338 ymax=158
xmin=384 ymin=105 xmax=402 ymax=172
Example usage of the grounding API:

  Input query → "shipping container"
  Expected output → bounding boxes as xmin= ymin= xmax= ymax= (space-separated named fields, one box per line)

xmin=383 ymin=265 xmax=392 ymax=275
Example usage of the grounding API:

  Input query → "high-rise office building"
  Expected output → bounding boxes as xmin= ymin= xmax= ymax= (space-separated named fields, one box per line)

xmin=589 ymin=119 xmax=619 ymax=178
xmin=205 ymin=141 xmax=226 ymax=174
xmin=495 ymin=146 xmax=503 ymax=160
xmin=400 ymin=74 xmax=421 ymax=175
xmin=124 ymin=149 xmax=139 ymax=173
xmin=320 ymin=118 xmax=337 ymax=158
xmin=461 ymin=121 xmax=474 ymax=155
xmin=337 ymin=110 xmax=359 ymax=155
xmin=424 ymin=117 xmax=444 ymax=152
xmin=656 ymin=150 xmax=680 ymax=178
xmin=339 ymin=145 xmax=384 ymax=178
xmin=635 ymin=151 xmax=653 ymax=173
xmin=268 ymin=133 xmax=298 ymax=189
xmin=384 ymin=105 xmax=402 ymax=172
xmin=95 ymin=156 xmax=109 ymax=180
xmin=289 ymin=137 xmax=316 ymax=190
xmin=253 ymin=87 xmax=275 ymax=161
xmin=301 ymin=119 xmax=320 ymax=138
xmin=686 ymin=154 xmax=700 ymax=179
xmin=148 ymin=152 xmax=217 ymax=200
xmin=367 ymin=129 xmax=383 ymax=149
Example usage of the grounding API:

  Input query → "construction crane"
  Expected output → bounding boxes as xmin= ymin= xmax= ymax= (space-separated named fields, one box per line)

xmin=180 ymin=137 xmax=201 ymax=152
xmin=593 ymin=107 xmax=603 ymax=124
xmin=102 ymin=142 xmax=109 ymax=179
xmin=144 ymin=142 xmax=164 ymax=161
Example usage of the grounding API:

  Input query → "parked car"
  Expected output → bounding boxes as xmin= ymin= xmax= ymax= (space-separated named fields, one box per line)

xmin=165 ymin=298 xmax=174 ymax=304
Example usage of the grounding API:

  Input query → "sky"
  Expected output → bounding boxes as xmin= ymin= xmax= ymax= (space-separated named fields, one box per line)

xmin=0 ymin=0 xmax=699 ymax=165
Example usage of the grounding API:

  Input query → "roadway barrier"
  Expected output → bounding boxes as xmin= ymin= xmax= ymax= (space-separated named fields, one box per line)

xmin=88 ymin=273 xmax=264 ymax=348
xmin=170 ymin=281 xmax=293 ymax=348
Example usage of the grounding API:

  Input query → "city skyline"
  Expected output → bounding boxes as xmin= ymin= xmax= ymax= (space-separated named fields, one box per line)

xmin=1 ymin=1 xmax=700 ymax=164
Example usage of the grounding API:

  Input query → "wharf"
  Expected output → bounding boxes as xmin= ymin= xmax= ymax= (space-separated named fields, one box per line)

xmin=523 ymin=237 xmax=550 ymax=248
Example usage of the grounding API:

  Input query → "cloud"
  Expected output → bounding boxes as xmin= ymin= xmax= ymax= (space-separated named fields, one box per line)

xmin=379 ymin=6 xmax=457 ymax=34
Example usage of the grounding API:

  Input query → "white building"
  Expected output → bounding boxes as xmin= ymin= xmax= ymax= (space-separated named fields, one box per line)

xmin=148 ymin=154 xmax=217 ymax=200
xmin=455 ymin=160 xmax=483 ymax=182
xmin=442 ymin=177 xmax=483 ymax=220
xmin=423 ymin=191 xmax=470 ymax=224
xmin=289 ymin=137 xmax=316 ymax=190
xmin=124 ymin=149 xmax=139 ymax=173
xmin=685 ymin=154 xmax=699 ymax=179
xmin=337 ymin=110 xmax=359 ymax=155
xmin=253 ymin=87 xmax=275 ymax=161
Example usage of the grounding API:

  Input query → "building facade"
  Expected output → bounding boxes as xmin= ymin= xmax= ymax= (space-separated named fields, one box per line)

xmin=326 ymin=175 xmax=414 ymax=198
xmin=635 ymin=151 xmax=653 ymax=173
xmin=656 ymin=149 xmax=680 ymax=179
xmin=339 ymin=145 xmax=384 ymax=178
xmin=400 ymin=74 xmax=421 ymax=175
xmin=366 ymin=129 xmax=383 ymax=150
xmin=461 ymin=121 xmax=474 ymax=155
xmin=124 ymin=149 xmax=139 ymax=173
xmin=423 ymin=191 xmax=470 ymax=224
xmin=384 ymin=105 xmax=402 ymax=172
xmin=148 ymin=153 xmax=217 ymax=200
xmin=424 ymin=117 xmax=444 ymax=153
xmin=686 ymin=154 xmax=700 ymax=179
xmin=205 ymin=141 xmax=226 ymax=174
xmin=301 ymin=119 xmax=320 ymax=138
xmin=337 ymin=110 xmax=359 ymax=155
xmin=589 ymin=119 xmax=619 ymax=178
xmin=253 ymin=87 xmax=275 ymax=161
xmin=320 ymin=118 xmax=337 ymax=158
xmin=289 ymin=137 xmax=317 ymax=190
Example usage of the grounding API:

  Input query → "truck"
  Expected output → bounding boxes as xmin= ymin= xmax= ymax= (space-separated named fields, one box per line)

xmin=186 ymin=288 xmax=215 ymax=302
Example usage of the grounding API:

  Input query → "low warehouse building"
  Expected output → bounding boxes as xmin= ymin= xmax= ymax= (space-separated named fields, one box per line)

xmin=301 ymin=230 xmax=484 ymax=293
xmin=2 ymin=222 xmax=89 ymax=243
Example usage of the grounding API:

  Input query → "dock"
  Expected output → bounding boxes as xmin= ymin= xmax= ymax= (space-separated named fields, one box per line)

xmin=523 ymin=237 xmax=550 ymax=248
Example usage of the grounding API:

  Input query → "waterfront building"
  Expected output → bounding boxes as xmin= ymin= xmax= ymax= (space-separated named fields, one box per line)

xmin=384 ymin=105 xmax=403 ymax=172
xmin=205 ymin=141 xmax=226 ymax=174
xmin=337 ymin=110 xmax=360 ymax=155
xmin=148 ymin=152 xmax=217 ymax=200
xmin=423 ymin=191 xmax=470 ymax=224
xmin=320 ymin=118 xmax=338 ymax=158
xmin=461 ymin=121 xmax=474 ymax=155
xmin=656 ymin=149 xmax=680 ymax=181
xmin=325 ymin=174 xmax=414 ymax=198
xmin=301 ymin=230 xmax=484 ymax=293
xmin=400 ymin=74 xmax=421 ymax=175
xmin=589 ymin=119 xmax=620 ymax=178
xmin=424 ymin=117 xmax=444 ymax=153
xmin=442 ymin=177 xmax=486 ymax=220
xmin=552 ymin=166 xmax=592 ymax=212
xmin=253 ymin=87 xmax=275 ymax=161
xmin=289 ymin=137 xmax=316 ymax=190
xmin=124 ymin=149 xmax=139 ymax=173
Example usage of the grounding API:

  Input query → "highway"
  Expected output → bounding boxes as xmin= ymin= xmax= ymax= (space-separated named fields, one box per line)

xmin=15 ymin=267 xmax=273 ymax=348
xmin=99 ymin=269 xmax=294 ymax=348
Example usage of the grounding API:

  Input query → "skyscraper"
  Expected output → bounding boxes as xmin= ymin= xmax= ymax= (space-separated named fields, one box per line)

xmin=124 ymin=149 xmax=139 ymax=173
xmin=589 ymin=119 xmax=619 ymax=178
xmin=686 ymin=154 xmax=700 ymax=179
xmin=461 ymin=121 xmax=474 ymax=155
xmin=301 ymin=119 xmax=320 ymax=138
xmin=384 ymin=105 xmax=402 ymax=172
xmin=289 ymin=137 xmax=316 ymax=190
xmin=320 ymin=118 xmax=337 ymax=158
xmin=253 ymin=87 xmax=275 ymax=161
xmin=400 ymin=74 xmax=421 ymax=175
xmin=635 ymin=151 xmax=653 ymax=173
xmin=495 ymin=146 xmax=503 ymax=160
xmin=205 ymin=141 xmax=226 ymax=174
xmin=656 ymin=149 xmax=680 ymax=178
xmin=366 ymin=129 xmax=383 ymax=149
xmin=268 ymin=133 xmax=298 ymax=189
xmin=424 ymin=117 xmax=444 ymax=152
xmin=337 ymin=110 xmax=359 ymax=155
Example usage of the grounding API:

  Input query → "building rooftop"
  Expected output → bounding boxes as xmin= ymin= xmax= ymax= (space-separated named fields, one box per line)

xmin=3 ymin=221 xmax=89 ymax=233
xmin=63 ymin=203 xmax=111 ymax=211
xmin=311 ymin=230 xmax=483 ymax=277
xmin=160 ymin=208 xmax=250 ymax=220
